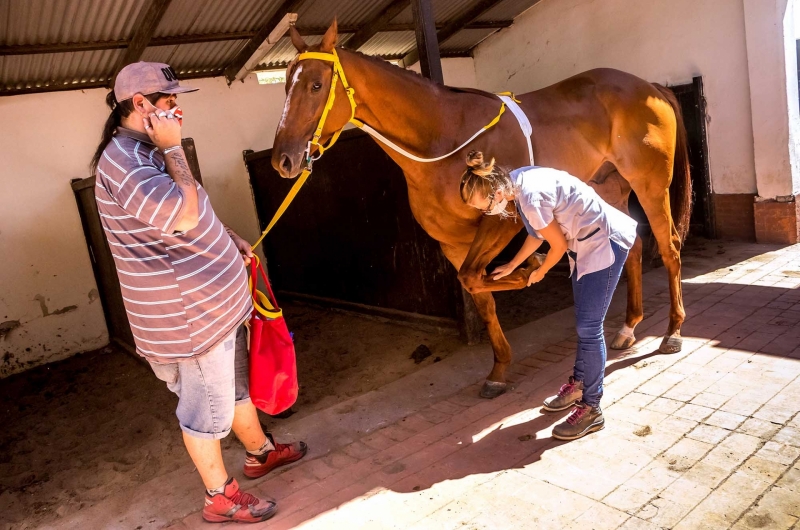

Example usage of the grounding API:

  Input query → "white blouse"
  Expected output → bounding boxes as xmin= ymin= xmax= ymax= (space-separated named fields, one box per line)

xmin=510 ymin=166 xmax=638 ymax=280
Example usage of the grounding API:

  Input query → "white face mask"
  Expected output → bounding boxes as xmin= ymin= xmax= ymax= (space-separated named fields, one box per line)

xmin=144 ymin=98 xmax=183 ymax=126
xmin=486 ymin=197 xmax=508 ymax=216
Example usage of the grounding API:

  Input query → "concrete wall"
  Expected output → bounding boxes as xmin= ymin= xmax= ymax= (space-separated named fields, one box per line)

xmin=744 ymin=0 xmax=800 ymax=198
xmin=0 ymin=57 xmax=476 ymax=377
xmin=472 ymin=0 xmax=757 ymax=195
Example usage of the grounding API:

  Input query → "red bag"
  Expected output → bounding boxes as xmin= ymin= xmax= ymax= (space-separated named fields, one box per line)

xmin=247 ymin=255 xmax=298 ymax=415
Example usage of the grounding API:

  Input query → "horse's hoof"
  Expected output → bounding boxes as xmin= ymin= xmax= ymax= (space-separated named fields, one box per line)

xmin=479 ymin=380 xmax=507 ymax=399
xmin=659 ymin=334 xmax=682 ymax=354
xmin=610 ymin=331 xmax=636 ymax=350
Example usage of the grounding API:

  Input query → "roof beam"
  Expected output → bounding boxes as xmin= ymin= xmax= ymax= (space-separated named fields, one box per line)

xmin=345 ymin=0 xmax=410 ymax=51
xmin=0 ymin=22 xmax=512 ymax=57
xmin=112 ymin=0 xmax=173 ymax=79
xmin=230 ymin=13 xmax=297 ymax=82
xmin=224 ymin=0 xmax=306 ymax=84
xmin=401 ymin=0 xmax=507 ymax=67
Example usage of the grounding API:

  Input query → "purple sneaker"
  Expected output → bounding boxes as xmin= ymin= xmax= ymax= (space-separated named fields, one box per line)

xmin=542 ymin=376 xmax=583 ymax=412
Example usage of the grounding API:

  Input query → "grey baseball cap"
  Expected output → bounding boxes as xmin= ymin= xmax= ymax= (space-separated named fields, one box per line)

xmin=114 ymin=61 xmax=199 ymax=101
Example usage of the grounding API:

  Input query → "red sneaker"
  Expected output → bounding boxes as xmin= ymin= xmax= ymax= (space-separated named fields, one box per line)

xmin=243 ymin=433 xmax=308 ymax=479
xmin=202 ymin=478 xmax=277 ymax=524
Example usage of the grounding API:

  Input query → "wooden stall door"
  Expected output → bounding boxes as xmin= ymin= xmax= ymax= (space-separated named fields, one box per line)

xmin=245 ymin=129 xmax=463 ymax=331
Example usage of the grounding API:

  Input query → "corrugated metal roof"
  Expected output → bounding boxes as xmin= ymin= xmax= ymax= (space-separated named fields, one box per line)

xmin=296 ymin=0 xmax=384 ymax=29
xmin=0 ymin=0 xmax=144 ymax=45
xmin=141 ymin=39 xmax=247 ymax=73
xmin=0 ymin=49 xmax=123 ymax=91
xmin=0 ymin=0 xmax=536 ymax=95
xmin=358 ymin=31 xmax=418 ymax=58
xmin=256 ymin=34 xmax=323 ymax=68
xmin=153 ymin=0 xmax=279 ymax=37
xmin=475 ymin=0 xmax=542 ymax=22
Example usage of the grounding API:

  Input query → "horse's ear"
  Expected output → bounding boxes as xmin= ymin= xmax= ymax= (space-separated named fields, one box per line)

xmin=290 ymin=26 xmax=308 ymax=52
xmin=320 ymin=18 xmax=338 ymax=52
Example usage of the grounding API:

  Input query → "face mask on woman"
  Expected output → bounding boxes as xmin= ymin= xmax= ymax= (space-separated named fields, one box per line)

xmin=485 ymin=197 xmax=509 ymax=216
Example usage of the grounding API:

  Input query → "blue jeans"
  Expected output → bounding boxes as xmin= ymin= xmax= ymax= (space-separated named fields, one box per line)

xmin=571 ymin=240 xmax=628 ymax=407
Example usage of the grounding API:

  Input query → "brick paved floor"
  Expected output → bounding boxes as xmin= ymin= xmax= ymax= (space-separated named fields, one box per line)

xmin=169 ymin=245 xmax=800 ymax=530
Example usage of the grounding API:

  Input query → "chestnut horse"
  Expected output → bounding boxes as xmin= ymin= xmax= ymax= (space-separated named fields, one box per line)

xmin=272 ymin=22 xmax=691 ymax=398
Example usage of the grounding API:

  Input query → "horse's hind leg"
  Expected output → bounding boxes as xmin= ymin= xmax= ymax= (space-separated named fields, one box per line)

xmin=589 ymin=168 xmax=644 ymax=350
xmin=629 ymin=182 xmax=685 ymax=353
xmin=610 ymin=234 xmax=644 ymax=349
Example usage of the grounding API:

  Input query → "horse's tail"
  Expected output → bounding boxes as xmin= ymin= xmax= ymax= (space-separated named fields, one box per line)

xmin=652 ymin=83 xmax=692 ymax=243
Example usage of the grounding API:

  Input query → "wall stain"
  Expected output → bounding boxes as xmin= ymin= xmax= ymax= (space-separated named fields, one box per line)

xmin=0 ymin=320 xmax=21 ymax=340
xmin=33 ymin=295 xmax=77 ymax=317
xmin=88 ymin=289 xmax=99 ymax=303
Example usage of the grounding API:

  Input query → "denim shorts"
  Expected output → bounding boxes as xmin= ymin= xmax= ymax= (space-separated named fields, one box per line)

xmin=149 ymin=324 xmax=251 ymax=440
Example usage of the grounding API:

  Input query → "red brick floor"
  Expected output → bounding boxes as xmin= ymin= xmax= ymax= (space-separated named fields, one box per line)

xmin=171 ymin=245 xmax=800 ymax=529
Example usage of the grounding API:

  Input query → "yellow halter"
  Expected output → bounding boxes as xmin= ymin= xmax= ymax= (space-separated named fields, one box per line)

xmin=250 ymin=49 xmax=513 ymax=252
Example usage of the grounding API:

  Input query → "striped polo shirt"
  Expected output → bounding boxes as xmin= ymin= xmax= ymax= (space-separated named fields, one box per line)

xmin=95 ymin=127 xmax=252 ymax=362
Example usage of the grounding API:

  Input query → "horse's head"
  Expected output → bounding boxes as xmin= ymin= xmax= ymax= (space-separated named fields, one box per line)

xmin=272 ymin=20 xmax=353 ymax=178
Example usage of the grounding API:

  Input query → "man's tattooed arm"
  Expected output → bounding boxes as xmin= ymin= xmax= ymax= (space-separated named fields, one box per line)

xmin=165 ymin=149 xmax=200 ymax=231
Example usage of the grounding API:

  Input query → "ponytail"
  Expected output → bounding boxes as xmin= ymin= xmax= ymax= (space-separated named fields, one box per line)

xmin=459 ymin=150 xmax=513 ymax=204
xmin=90 ymin=91 xmax=163 ymax=174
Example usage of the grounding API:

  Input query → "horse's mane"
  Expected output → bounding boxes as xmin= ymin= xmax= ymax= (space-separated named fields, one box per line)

xmin=335 ymin=47 xmax=500 ymax=101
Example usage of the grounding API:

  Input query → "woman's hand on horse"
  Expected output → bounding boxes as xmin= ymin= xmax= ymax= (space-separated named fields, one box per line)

xmin=491 ymin=263 xmax=517 ymax=280
xmin=527 ymin=268 xmax=546 ymax=286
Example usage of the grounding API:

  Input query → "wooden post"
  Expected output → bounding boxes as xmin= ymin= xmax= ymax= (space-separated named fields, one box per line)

xmin=111 ymin=0 xmax=173 ymax=83
xmin=409 ymin=0 xmax=443 ymax=83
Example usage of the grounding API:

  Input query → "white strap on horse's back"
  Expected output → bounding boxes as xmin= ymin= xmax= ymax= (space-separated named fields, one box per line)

xmin=498 ymin=95 xmax=534 ymax=166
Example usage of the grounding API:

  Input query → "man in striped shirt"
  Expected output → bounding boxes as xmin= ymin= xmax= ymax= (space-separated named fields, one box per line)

xmin=92 ymin=62 xmax=306 ymax=524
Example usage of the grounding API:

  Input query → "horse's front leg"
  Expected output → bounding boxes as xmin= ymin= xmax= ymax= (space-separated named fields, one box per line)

xmin=447 ymin=216 xmax=537 ymax=398
xmin=460 ymin=254 xmax=544 ymax=294
xmin=456 ymin=215 xmax=540 ymax=294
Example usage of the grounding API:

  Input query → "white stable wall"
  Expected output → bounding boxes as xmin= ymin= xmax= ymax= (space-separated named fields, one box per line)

xmin=744 ymin=0 xmax=800 ymax=198
xmin=472 ymin=0 xmax=758 ymax=195
xmin=0 ymin=57 xmax=476 ymax=377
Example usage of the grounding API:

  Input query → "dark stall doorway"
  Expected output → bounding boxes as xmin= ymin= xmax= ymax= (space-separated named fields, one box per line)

xmin=245 ymin=129 xmax=465 ymax=333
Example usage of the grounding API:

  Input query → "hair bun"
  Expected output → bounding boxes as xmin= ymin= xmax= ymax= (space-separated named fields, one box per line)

xmin=466 ymin=150 xmax=485 ymax=168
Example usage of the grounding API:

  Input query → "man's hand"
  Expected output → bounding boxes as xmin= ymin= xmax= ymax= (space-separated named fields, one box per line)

xmin=527 ymin=268 xmax=546 ymax=286
xmin=226 ymin=226 xmax=253 ymax=266
xmin=144 ymin=110 xmax=182 ymax=151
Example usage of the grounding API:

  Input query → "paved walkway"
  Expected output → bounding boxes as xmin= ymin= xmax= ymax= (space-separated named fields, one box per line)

xmin=163 ymin=243 xmax=800 ymax=530
xmin=69 ymin=243 xmax=800 ymax=530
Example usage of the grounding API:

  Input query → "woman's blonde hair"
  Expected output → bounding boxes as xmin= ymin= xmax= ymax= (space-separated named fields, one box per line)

xmin=459 ymin=150 xmax=513 ymax=205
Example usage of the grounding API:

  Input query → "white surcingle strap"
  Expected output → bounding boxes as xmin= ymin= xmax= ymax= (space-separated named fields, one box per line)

xmin=497 ymin=95 xmax=534 ymax=166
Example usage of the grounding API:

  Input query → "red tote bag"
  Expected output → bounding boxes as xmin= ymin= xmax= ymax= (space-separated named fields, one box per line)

xmin=247 ymin=255 xmax=298 ymax=415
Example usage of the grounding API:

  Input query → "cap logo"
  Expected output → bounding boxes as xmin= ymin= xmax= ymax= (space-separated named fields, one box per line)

xmin=161 ymin=66 xmax=179 ymax=82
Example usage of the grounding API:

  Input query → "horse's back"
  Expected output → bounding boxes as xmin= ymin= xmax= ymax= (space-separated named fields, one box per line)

xmin=520 ymin=68 xmax=660 ymax=104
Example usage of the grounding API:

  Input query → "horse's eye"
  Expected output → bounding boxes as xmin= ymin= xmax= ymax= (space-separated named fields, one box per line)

xmin=311 ymin=82 xmax=323 ymax=92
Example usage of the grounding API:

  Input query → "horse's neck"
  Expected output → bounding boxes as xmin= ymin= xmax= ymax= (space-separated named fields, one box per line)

xmin=339 ymin=49 xmax=495 ymax=180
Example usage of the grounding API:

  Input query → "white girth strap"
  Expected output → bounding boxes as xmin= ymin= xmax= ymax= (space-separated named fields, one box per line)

xmin=356 ymin=93 xmax=534 ymax=165
xmin=498 ymin=94 xmax=534 ymax=166
xmin=357 ymin=122 xmax=493 ymax=163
